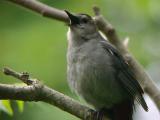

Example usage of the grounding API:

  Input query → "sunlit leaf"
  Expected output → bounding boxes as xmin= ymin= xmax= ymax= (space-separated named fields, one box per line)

xmin=16 ymin=100 xmax=24 ymax=113
xmin=2 ymin=100 xmax=13 ymax=116
xmin=0 ymin=101 xmax=6 ymax=112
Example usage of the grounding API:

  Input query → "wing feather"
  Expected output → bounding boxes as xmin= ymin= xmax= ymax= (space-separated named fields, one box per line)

xmin=100 ymin=41 xmax=148 ymax=111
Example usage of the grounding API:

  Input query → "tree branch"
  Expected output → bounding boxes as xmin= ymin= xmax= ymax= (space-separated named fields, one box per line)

xmin=2 ymin=0 xmax=160 ymax=118
xmin=1 ymin=67 xmax=109 ymax=120
xmin=6 ymin=0 xmax=69 ymax=23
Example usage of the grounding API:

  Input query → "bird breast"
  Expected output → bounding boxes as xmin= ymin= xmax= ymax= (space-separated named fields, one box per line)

xmin=67 ymin=40 xmax=127 ymax=108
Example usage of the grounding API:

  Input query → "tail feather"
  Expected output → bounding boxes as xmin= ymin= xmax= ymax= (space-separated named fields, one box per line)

xmin=112 ymin=100 xmax=134 ymax=120
xmin=137 ymin=94 xmax=148 ymax=112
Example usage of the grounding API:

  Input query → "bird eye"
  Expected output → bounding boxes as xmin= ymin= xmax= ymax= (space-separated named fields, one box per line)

xmin=81 ymin=18 xmax=88 ymax=24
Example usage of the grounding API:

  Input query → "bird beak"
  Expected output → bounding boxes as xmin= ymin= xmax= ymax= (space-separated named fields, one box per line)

xmin=64 ymin=10 xmax=80 ymax=25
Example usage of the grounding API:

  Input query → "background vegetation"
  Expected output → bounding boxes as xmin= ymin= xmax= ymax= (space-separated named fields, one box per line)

xmin=0 ymin=0 xmax=160 ymax=120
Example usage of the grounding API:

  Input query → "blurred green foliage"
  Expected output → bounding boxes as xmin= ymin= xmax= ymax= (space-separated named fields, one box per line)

xmin=0 ymin=0 xmax=160 ymax=120
xmin=1 ymin=100 xmax=13 ymax=116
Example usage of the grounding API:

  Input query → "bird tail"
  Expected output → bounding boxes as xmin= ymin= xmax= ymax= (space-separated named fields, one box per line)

xmin=110 ymin=100 xmax=134 ymax=120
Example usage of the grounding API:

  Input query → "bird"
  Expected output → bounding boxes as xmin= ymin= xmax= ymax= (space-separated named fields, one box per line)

xmin=65 ymin=10 xmax=148 ymax=120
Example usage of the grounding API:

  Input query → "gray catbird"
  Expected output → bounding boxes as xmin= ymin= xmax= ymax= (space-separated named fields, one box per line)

xmin=65 ymin=10 xmax=148 ymax=120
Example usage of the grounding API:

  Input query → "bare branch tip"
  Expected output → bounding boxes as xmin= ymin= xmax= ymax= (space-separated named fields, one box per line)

xmin=3 ymin=67 xmax=12 ymax=75
xmin=21 ymin=72 xmax=30 ymax=79
xmin=123 ymin=37 xmax=130 ymax=48
xmin=93 ymin=6 xmax=100 ymax=16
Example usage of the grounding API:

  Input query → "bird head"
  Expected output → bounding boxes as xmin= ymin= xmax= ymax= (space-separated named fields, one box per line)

xmin=65 ymin=10 xmax=97 ymax=37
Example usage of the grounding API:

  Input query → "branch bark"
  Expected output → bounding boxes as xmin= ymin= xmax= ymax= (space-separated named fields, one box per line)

xmin=1 ymin=0 xmax=160 ymax=119
xmin=6 ymin=0 xmax=69 ymax=23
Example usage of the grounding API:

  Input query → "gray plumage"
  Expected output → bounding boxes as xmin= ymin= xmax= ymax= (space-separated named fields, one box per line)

xmin=65 ymin=11 xmax=148 ymax=120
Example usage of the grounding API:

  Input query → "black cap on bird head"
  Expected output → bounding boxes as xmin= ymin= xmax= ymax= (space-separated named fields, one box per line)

xmin=64 ymin=10 xmax=93 ymax=26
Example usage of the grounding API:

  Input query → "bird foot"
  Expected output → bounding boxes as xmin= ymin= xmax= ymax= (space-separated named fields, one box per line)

xmin=92 ymin=109 xmax=105 ymax=120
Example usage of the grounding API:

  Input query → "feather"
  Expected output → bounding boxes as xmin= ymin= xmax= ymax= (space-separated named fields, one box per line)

xmin=100 ymin=40 xmax=148 ymax=112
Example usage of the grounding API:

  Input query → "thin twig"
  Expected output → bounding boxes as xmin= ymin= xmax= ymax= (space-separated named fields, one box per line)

xmin=123 ymin=37 xmax=130 ymax=49
xmin=3 ymin=67 xmax=33 ymax=85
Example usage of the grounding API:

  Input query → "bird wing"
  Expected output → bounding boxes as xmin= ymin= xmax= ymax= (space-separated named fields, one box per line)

xmin=100 ymin=40 xmax=148 ymax=111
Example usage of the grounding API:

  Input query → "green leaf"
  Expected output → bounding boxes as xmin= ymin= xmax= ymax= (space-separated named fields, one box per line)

xmin=2 ymin=100 xmax=13 ymax=116
xmin=16 ymin=100 xmax=24 ymax=113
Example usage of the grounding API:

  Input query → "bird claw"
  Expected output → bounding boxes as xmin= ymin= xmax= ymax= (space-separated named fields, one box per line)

xmin=92 ymin=109 xmax=104 ymax=120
